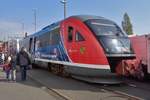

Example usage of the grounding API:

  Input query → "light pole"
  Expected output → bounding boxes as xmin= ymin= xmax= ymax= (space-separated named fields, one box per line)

xmin=22 ymin=22 xmax=24 ymax=35
xmin=60 ymin=0 xmax=67 ymax=19
xmin=33 ymin=9 xmax=37 ymax=33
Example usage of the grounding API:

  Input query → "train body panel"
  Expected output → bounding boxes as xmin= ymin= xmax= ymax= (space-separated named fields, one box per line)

xmin=61 ymin=17 xmax=108 ymax=65
xmin=130 ymin=35 xmax=150 ymax=75
xmin=20 ymin=15 xmax=136 ymax=83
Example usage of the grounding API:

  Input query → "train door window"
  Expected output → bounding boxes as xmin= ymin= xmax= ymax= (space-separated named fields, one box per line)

xmin=29 ymin=38 xmax=33 ymax=53
xmin=68 ymin=26 xmax=73 ymax=42
xmin=33 ymin=37 xmax=36 ymax=52
xmin=75 ymin=31 xmax=85 ymax=42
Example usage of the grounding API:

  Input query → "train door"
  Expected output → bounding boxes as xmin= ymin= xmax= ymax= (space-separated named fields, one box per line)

xmin=64 ymin=25 xmax=89 ymax=63
xmin=65 ymin=26 xmax=78 ymax=62
xmin=74 ymin=30 xmax=87 ymax=63
xmin=33 ymin=37 xmax=37 ymax=54
xmin=29 ymin=38 xmax=33 ymax=53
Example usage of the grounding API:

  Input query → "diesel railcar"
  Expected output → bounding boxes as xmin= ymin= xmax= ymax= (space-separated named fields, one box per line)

xmin=20 ymin=15 xmax=135 ymax=84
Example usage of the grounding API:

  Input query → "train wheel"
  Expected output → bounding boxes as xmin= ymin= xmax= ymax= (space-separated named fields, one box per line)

xmin=47 ymin=63 xmax=51 ymax=71
xmin=141 ymin=64 xmax=148 ymax=80
xmin=32 ymin=63 xmax=39 ymax=69
xmin=51 ymin=64 xmax=58 ymax=75
xmin=62 ymin=70 xmax=70 ymax=77
xmin=57 ymin=65 xmax=67 ymax=77
xmin=60 ymin=66 xmax=70 ymax=77
xmin=50 ymin=64 xmax=70 ymax=77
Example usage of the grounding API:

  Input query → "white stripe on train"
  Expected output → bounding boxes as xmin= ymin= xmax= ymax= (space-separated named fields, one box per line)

xmin=34 ymin=58 xmax=110 ymax=70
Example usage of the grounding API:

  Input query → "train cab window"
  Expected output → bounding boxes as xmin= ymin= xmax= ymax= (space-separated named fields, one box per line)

xmin=68 ymin=27 xmax=73 ymax=42
xmin=75 ymin=31 xmax=85 ymax=42
xmin=85 ymin=19 xmax=125 ymax=36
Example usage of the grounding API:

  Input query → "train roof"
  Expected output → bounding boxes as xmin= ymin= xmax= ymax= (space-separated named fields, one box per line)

xmin=26 ymin=15 xmax=115 ymax=38
xmin=69 ymin=15 xmax=111 ymax=22
xmin=41 ymin=21 xmax=61 ymax=30
xmin=28 ymin=21 xmax=61 ymax=37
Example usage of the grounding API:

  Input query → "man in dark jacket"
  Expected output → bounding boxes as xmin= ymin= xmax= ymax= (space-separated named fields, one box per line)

xmin=17 ymin=47 xmax=31 ymax=81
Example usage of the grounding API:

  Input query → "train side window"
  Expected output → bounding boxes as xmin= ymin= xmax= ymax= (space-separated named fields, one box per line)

xmin=75 ymin=31 xmax=85 ymax=42
xmin=68 ymin=27 xmax=73 ymax=42
xmin=51 ymin=28 xmax=60 ymax=45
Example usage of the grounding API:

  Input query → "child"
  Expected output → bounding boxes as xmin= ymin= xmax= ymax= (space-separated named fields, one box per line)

xmin=3 ymin=56 xmax=11 ymax=81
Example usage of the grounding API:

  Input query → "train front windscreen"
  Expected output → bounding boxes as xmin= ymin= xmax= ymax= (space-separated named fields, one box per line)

xmin=85 ymin=19 xmax=134 ymax=56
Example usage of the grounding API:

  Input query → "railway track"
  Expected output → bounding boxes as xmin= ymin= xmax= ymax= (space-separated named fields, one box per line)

xmin=125 ymin=79 xmax=150 ymax=92
xmin=28 ymin=68 xmax=150 ymax=100
xmin=28 ymin=75 xmax=70 ymax=100
xmin=73 ymin=79 xmax=143 ymax=100
xmin=87 ymin=79 xmax=150 ymax=100
xmin=95 ymin=84 xmax=143 ymax=100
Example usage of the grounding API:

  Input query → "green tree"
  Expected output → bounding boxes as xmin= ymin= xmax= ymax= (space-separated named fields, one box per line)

xmin=122 ymin=13 xmax=133 ymax=35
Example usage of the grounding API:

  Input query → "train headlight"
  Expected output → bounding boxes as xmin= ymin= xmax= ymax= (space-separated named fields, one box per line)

xmin=112 ymin=39 xmax=118 ymax=45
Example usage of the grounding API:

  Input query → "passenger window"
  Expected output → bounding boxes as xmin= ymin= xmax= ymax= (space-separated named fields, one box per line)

xmin=75 ymin=31 xmax=85 ymax=42
xmin=51 ymin=28 xmax=60 ymax=45
xmin=68 ymin=27 xmax=73 ymax=42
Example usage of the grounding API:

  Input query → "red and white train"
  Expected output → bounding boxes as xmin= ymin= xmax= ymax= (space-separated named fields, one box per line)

xmin=20 ymin=15 xmax=136 ymax=84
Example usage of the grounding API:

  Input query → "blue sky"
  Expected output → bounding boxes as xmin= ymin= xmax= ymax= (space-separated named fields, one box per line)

xmin=0 ymin=0 xmax=150 ymax=40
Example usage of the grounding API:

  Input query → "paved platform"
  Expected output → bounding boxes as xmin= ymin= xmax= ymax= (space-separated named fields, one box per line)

xmin=0 ymin=68 xmax=6 ymax=80
xmin=0 ymin=68 xmax=59 ymax=100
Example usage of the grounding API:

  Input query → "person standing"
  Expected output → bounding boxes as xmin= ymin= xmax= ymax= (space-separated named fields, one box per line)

xmin=3 ymin=56 xmax=11 ymax=81
xmin=1 ymin=53 xmax=5 ymax=64
xmin=10 ymin=53 xmax=17 ymax=81
xmin=17 ymin=47 xmax=31 ymax=81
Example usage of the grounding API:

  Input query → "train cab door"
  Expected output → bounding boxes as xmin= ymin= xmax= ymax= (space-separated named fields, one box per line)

xmin=64 ymin=24 xmax=88 ymax=63
xmin=65 ymin=26 xmax=78 ymax=62
xmin=74 ymin=29 xmax=88 ymax=63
